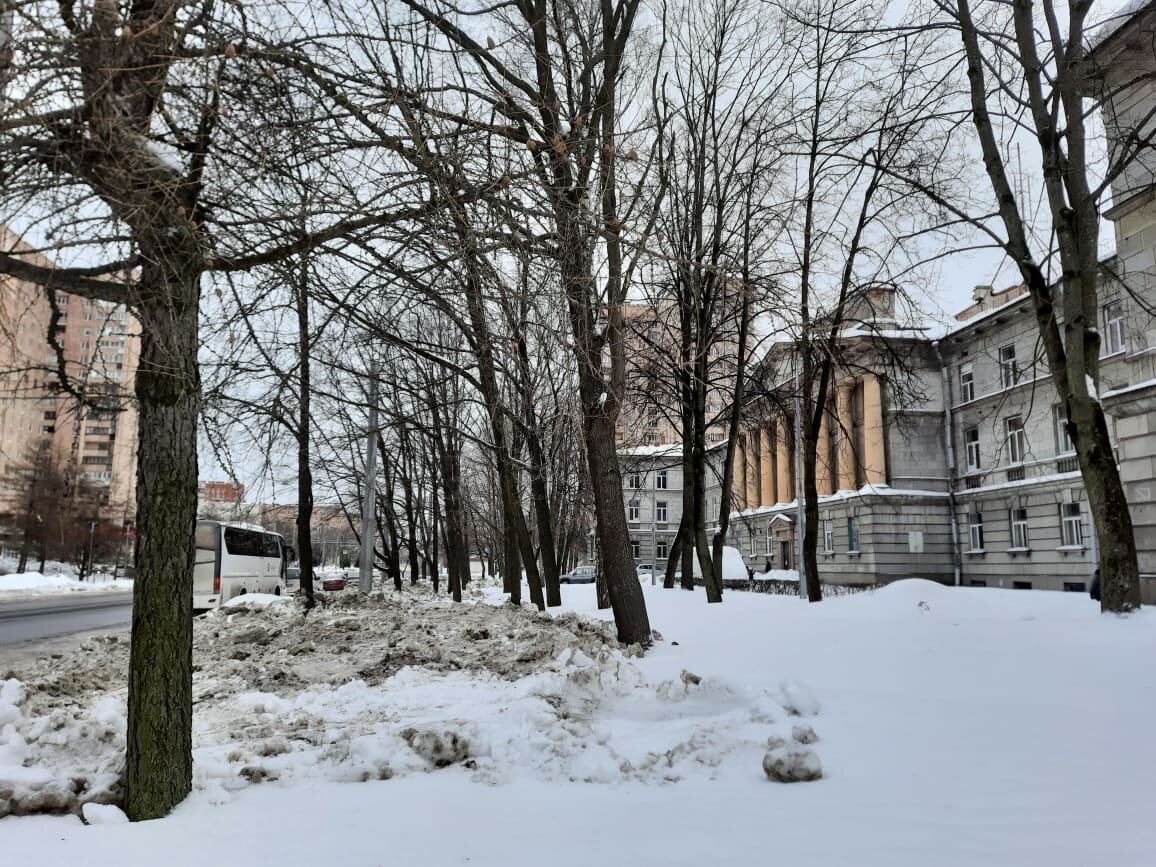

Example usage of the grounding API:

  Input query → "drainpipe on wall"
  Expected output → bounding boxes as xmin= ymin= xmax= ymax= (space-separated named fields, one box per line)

xmin=933 ymin=340 xmax=963 ymax=587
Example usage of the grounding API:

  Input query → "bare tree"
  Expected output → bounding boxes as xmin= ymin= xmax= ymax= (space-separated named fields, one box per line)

xmin=374 ymin=0 xmax=653 ymax=641
xmin=644 ymin=0 xmax=789 ymax=601
xmin=0 ymin=2 xmax=482 ymax=817
xmin=911 ymin=0 xmax=1147 ymax=611
xmin=774 ymin=0 xmax=958 ymax=602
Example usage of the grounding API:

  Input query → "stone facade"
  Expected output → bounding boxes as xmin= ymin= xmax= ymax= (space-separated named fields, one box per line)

xmin=619 ymin=445 xmax=684 ymax=568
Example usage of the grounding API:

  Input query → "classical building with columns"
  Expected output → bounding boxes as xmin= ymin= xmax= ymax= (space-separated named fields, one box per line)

xmin=717 ymin=286 xmax=956 ymax=584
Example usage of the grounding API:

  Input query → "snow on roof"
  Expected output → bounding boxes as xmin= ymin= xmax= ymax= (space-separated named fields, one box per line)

xmin=940 ymin=291 xmax=1034 ymax=340
xmin=723 ymin=484 xmax=949 ymax=523
xmin=954 ymin=469 xmax=1082 ymax=496
xmin=1088 ymin=0 xmax=1156 ymax=54
xmin=1102 ymin=376 xmax=1156 ymax=400
xmin=619 ymin=443 xmax=683 ymax=458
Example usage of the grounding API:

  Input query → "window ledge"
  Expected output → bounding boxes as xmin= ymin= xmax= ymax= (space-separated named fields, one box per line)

xmin=1056 ymin=545 xmax=1087 ymax=553
xmin=1006 ymin=547 xmax=1031 ymax=556
xmin=966 ymin=548 xmax=986 ymax=556
xmin=846 ymin=550 xmax=862 ymax=558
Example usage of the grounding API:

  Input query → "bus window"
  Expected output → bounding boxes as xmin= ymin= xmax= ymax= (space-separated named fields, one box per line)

xmin=224 ymin=526 xmax=263 ymax=557
xmin=195 ymin=523 xmax=218 ymax=565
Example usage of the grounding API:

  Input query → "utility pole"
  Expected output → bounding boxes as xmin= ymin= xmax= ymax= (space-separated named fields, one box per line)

xmin=358 ymin=366 xmax=379 ymax=594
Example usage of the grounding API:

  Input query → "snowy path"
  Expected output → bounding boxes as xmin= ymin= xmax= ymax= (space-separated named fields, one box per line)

xmin=2 ymin=581 xmax=1154 ymax=866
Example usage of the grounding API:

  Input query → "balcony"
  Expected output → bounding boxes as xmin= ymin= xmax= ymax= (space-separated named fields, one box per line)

xmin=964 ymin=475 xmax=981 ymax=490
xmin=1056 ymin=455 xmax=1079 ymax=474
xmin=1006 ymin=466 xmax=1025 ymax=482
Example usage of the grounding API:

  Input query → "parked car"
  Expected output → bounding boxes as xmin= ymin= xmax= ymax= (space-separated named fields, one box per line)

xmin=559 ymin=565 xmax=596 ymax=584
xmin=317 ymin=573 xmax=348 ymax=592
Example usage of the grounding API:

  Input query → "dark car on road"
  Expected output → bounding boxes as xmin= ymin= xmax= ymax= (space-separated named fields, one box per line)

xmin=559 ymin=565 xmax=596 ymax=584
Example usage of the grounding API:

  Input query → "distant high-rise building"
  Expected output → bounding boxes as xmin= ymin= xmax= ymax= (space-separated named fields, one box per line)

xmin=0 ymin=225 xmax=140 ymax=531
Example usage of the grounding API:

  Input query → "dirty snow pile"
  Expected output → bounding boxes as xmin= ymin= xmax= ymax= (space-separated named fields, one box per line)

xmin=0 ymin=571 xmax=131 ymax=597
xmin=0 ymin=588 xmax=819 ymax=818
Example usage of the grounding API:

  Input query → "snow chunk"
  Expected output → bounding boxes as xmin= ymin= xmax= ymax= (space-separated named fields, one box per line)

xmin=763 ymin=745 xmax=823 ymax=782
xmin=776 ymin=679 xmax=821 ymax=717
xmin=221 ymin=593 xmax=290 ymax=610
xmin=81 ymin=803 xmax=128 ymax=825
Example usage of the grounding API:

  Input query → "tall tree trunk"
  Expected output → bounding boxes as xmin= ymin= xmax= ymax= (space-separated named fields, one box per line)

xmin=801 ymin=422 xmax=822 ymax=603
xmin=124 ymin=268 xmax=199 ymax=821
xmin=295 ymin=254 xmax=315 ymax=609
xmin=955 ymin=0 xmax=1140 ymax=612
xmin=503 ymin=516 xmax=521 ymax=605
xmin=666 ymin=515 xmax=686 ymax=589
xmin=595 ymin=538 xmax=611 ymax=610
xmin=528 ymin=440 xmax=562 ymax=607
xmin=696 ymin=324 xmax=722 ymax=603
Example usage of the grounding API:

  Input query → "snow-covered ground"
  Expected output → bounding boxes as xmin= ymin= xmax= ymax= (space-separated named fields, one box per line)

xmin=2 ymin=579 xmax=1154 ymax=866
xmin=0 ymin=555 xmax=130 ymax=598
xmin=0 ymin=571 xmax=132 ymax=598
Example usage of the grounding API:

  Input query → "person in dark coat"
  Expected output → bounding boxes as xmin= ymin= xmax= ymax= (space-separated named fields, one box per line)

xmin=1090 ymin=568 xmax=1101 ymax=602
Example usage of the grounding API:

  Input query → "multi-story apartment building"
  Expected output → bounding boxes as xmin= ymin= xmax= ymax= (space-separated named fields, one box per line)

xmin=0 ymin=225 xmax=140 ymax=535
xmin=619 ymin=445 xmax=683 ymax=568
xmin=615 ymin=292 xmax=739 ymax=448
xmin=938 ymin=274 xmax=1156 ymax=592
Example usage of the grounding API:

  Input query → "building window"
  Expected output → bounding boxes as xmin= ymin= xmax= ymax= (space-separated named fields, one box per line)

xmin=628 ymin=472 xmax=642 ymax=490
xmin=630 ymin=539 xmax=640 ymax=559
xmin=1053 ymin=405 xmax=1074 ymax=454
xmin=1064 ymin=582 xmax=1087 ymax=593
xmin=964 ymin=427 xmax=981 ymax=471
xmin=655 ymin=501 xmax=668 ymax=523
xmin=655 ymin=469 xmax=668 ymax=490
xmin=823 ymin=519 xmax=834 ymax=553
xmin=847 ymin=516 xmax=860 ymax=552
xmin=1005 ymin=415 xmax=1027 ymax=464
xmin=968 ymin=579 xmax=987 ymax=587
xmin=1010 ymin=507 xmax=1029 ymax=549
xmin=628 ymin=500 xmax=639 ymax=523
xmin=1060 ymin=502 xmax=1084 ymax=547
xmin=998 ymin=344 xmax=1019 ymax=387
xmin=1103 ymin=302 xmax=1125 ymax=356
xmin=959 ymin=362 xmax=974 ymax=402
xmin=968 ymin=511 xmax=984 ymax=551
xmin=1013 ymin=581 xmax=1032 ymax=590
xmin=656 ymin=540 xmax=668 ymax=560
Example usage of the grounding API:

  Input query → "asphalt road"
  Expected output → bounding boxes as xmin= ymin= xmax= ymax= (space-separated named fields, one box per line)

xmin=0 ymin=592 xmax=133 ymax=646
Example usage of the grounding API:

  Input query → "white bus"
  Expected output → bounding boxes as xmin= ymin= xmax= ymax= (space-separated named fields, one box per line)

xmin=194 ymin=520 xmax=294 ymax=611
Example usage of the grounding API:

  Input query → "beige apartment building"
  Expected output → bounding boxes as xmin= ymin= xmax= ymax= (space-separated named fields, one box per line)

xmin=0 ymin=225 xmax=140 ymax=536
